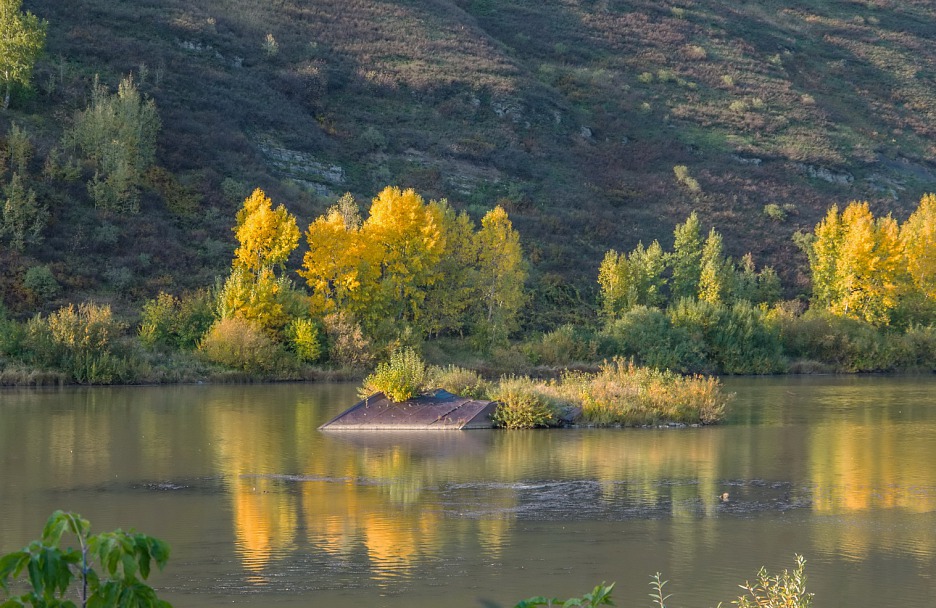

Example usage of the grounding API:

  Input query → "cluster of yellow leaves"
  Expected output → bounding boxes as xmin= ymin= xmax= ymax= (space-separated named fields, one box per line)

xmin=220 ymin=189 xmax=303 ymax=335
xmin=301 ymin=186 xmax=526 ymax=344
xmin=902 ymin=193 xmax=936 ymax=300
xmin=215 ymin=185 xmax=527 ymax=353
xmin=809 ymin=195 xmax=936 ymax=326
xmin=234 ymin=188 xmax=299 ymax=273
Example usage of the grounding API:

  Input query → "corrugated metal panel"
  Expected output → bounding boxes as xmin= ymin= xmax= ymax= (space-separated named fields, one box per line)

xmin=319 ymin=390 xmax=497 ymax=430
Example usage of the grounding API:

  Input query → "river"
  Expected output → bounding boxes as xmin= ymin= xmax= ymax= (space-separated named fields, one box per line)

xmin=1 ymin=376 xmax=935 ymax=607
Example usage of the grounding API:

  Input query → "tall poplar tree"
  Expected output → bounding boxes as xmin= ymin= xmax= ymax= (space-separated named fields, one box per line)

xmin=474 ymin=206 xmax=526 ymax=348
xmin=300 ymin=193 xmax=368 ymax=318
xmin=0 ymin=0 xmax=46 ymax=110
xmin=809 ymin=201 xmax=903 ymax=325
xmin=358 ymin=186 xmax=444 ymax=337
xmin=219 ymin=189 xmax=301 ymax=333
xmin=669 ymin=212 xmax=703 ymax=301
xmin=901 ymin=193 xmax=936 ymax=301
xmin=698 ymin=228 xmax=728 ymax=304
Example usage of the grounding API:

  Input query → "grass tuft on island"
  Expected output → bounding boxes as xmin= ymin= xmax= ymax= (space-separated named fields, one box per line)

xmin=362 ymin=349 xmax=731 ymax=429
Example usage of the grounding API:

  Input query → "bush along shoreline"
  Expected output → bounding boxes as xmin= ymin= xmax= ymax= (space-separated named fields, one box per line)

xmin=361 ymin=349 xmax=731 ymax=429
xmin=4 ymin=189 xmax=936 ymax=386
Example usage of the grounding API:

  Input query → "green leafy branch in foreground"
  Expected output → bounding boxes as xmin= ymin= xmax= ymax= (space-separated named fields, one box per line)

xmin=514 ymin=555 xmax=812 ymax=608
xmin=0 ymin=511 xmax=172 ymax=608
xmin=514 ymin=582 xmax=615 ymax=607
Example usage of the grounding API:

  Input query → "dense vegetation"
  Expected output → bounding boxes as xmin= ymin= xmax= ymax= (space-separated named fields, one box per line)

xmin=0 ymin=511 xmax=172 ymax=608
xmin=2 ymin=0 xmax=936 ymax=382
xmin=359 ymin=348 xmax=728 ymax=428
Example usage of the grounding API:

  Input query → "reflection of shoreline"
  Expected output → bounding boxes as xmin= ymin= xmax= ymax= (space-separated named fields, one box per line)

xmin=202 ymin=380 xmax=936 ymax=581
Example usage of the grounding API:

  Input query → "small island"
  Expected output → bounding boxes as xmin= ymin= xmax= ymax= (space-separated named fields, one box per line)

xmin=329 ymin=347 xmax=730 ymax=430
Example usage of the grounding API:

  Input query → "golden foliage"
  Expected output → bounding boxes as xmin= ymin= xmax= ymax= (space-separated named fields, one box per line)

xmin=809 ymin=201 xmax=904 ymax=325
xmin=299 ymin=195 xmax=366 ymax=317
xmin=475 ymin=205 xmax=527 ymax=348
xmin=234 ymin=188 xmax=300 ymax=273
xmin=360 ymin=186 xmax=445 ymax=333
xmin=301 ymin=188 xmax=527 ymax=345
xmin=901 ymin=193 xmax=936 ymax=300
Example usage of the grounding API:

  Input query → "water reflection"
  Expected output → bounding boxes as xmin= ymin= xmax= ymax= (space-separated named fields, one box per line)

xmin=2 ymin=377 xmax=936 ymax=607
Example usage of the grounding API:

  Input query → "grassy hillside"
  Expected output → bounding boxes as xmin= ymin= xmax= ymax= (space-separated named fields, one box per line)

xmin=4 ymin=0 xmax=936 ymax=324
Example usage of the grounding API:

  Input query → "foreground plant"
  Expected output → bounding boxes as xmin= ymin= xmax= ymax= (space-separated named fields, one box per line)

xmin=0 ymin=510 xmax=172 ymax=608
xmin=514 ymin=555 xmax=811 ymax=608
xmin=514 ymin=582 xmax=615 ymax=607
xmin=732 ymin=554 xmax=812 ymax=608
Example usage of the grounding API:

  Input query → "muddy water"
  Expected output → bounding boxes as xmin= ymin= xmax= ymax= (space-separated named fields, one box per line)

xmin=2 ymin=376 xmax=936 ymax=607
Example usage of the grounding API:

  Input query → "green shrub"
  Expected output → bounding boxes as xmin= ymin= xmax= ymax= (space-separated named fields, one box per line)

xmin=21 ymin=302 xmax=130 ymax=384
xmin=515 ymin=582 xmax=614 ymax=607
xmin=773 ymin=308 xmax=892 ymax=371
xmin=0 ymin=510 xmax=173 ymax=608
xmin=891 ymin=325 xmax=936 ymax=369
xmin=360 ymin=347 xmax=428 ymax=402
xmin=490 ymin=375 xmax=557 ymax=429
xmin=199 ymin=317 xmax=287 ymax=374
xmin=735 ymin=555 xmax=812 ymax=608
xmin=0 ymin=304 xmax=23 ymax=357
xmin=668 ymin=299 xmax=786 ymax=374
xmin=427 ymin=364 xmax=488 ymax=398
xmin=763 ymin=203 xmax=787 ymax=221
xmin=515 ymin=556 xmax=810 ymax=608
xmin=600 ymin=306 xmax=708 ymax=373
xmin=23 ymin=264 xmax=59 ymax=302
xmin=139 ymin=290 xmax=214 ymax=350
xmin=523 ymin=324 xmax=598 ymax=366
xmin=287 ymin=317 xmax=322 ymax=363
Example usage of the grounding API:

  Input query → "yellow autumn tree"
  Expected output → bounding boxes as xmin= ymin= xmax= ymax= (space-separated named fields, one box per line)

xmin=219 ymin=188 xmax=303 ymax=334
xmin=901 ymin=193 xmax=936 ymax=301
xmin=299 ymin=193 xmax=367 ymax=317
xmin=419 ymin=199 xmax=478 ymax=337
xmin=809 ymin=204 xmax=846 ymax=309
xmin=810 ymin=201 xmax=904 ymax=325
xmin=597 ymin=240 xmax=666 ymax=318
xmin=698 ymin=228 xmax=729 ymax=305
xmin=234 ymin=188 xmax=300 ymax=273
xmin=358 ymin=186 xmax=445 ymax=338
xmin=473 ymin=205 xmax=527 ymax=348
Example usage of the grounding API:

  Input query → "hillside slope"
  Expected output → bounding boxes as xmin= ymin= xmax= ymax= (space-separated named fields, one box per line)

xmin=4 ymin=0 xmax=936 ymax=321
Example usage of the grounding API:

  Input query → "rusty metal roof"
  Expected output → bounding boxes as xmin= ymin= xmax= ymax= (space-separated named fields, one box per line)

xmin=319 ymin=389 xmax=497 ymax=430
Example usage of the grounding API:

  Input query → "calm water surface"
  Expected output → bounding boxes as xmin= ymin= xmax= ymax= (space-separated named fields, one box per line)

xmin=2 ymin=376 xmax=936 ymax=607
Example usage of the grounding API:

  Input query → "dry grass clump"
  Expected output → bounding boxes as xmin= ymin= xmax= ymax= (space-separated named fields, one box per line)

xmin=571 ymin=359 xmax=727 ymax=426
xmin=489 ymin=375 xmax=560 ymax=430
xmin=199 ymin=317 xmax=290 ymax=374
xmin=427 ymin=364 xmax=488 ymax=399
xmin=489 ymin=358 xmax=730 ymax=429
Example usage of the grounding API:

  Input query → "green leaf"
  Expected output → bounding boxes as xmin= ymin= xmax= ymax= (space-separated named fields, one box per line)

xmin=25 ymin=553 xmax=41 ymax=595
xmin=514 ymin=598 xmax=554 ymax=608
xmin=585 ymin=582 xmax=615 ymax=606
xmin=42 ymin=511 xmax=70 ymax=546
xmin=147 ymin=539 xmax=170 ymax=570
xmin=0 ymin=552 xmax=29 ymax=590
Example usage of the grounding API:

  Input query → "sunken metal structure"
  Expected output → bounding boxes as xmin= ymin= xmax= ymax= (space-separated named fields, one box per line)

xmin=319 ymin=389 xmax=497 ymax=430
